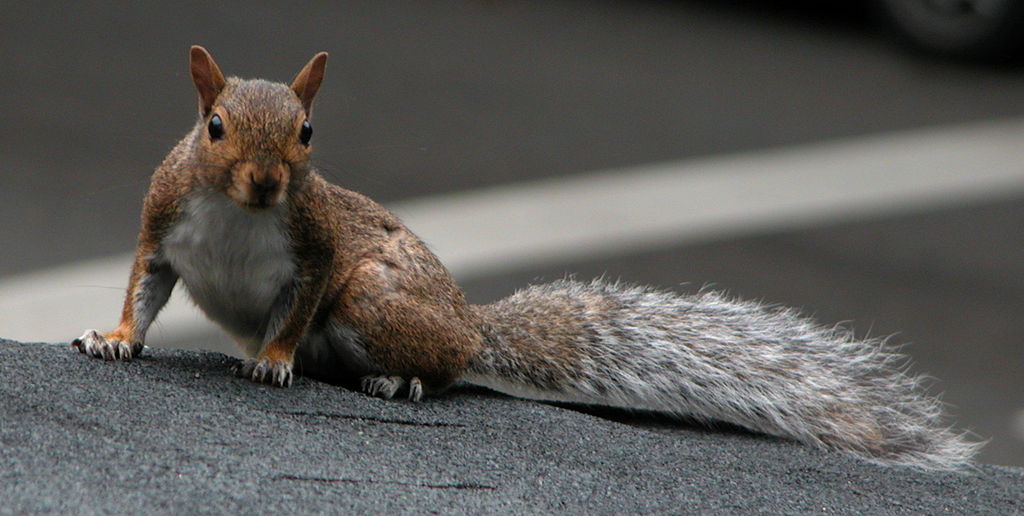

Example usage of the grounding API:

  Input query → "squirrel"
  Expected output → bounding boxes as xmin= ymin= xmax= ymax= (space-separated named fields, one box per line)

xmin=72 ymin=46 xmax=980 ymax=471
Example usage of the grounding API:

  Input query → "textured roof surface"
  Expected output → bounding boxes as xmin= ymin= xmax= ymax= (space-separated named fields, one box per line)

xmin=2 ymin=339 xmax=1021 ymax=514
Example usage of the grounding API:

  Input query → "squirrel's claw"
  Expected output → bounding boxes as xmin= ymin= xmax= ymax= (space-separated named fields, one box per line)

xmin=233 ymin=357 xmax=293 ymax=387
xmin=361 ymin=375 xmax=402 ymax=399
xmin=407 ymin=377 xmax=423 ymax=402
xmin=71 ymin=330 xmax=142 ymax=361
xmin=360 ymin=375 xmax=423 ymax=402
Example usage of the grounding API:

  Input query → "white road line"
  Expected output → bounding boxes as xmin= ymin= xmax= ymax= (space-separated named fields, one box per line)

xmin=1014 ymin=408 xmax=1024 ymax=442
xmin=3 ymin=118 xmax=1024 ymax=346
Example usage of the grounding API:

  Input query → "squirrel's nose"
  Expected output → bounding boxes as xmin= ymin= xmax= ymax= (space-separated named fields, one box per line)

xmin=251 ymin=172 xmax=279 ymax=194
xmin=233 ymin=161 xmax=289 ymax=208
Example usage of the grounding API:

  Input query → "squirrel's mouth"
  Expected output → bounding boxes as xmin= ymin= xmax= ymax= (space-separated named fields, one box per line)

xmin=227 ymin=176 xmax=287 ymax=210
xmin=229 ymin=187 xmax=284 ymax=211
xmin=239 ymin=194 xmax=282 ymax=211
xmin=241 ymin=201 xmax=274 ymax=211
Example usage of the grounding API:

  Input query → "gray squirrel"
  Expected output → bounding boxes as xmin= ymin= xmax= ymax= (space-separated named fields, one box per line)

xmin=72 ymin=46 xmax=980 ymax=471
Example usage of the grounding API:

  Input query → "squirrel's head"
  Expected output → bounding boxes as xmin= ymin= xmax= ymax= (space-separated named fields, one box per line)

xmin=188 ymin=46 xmax=328 ymax=210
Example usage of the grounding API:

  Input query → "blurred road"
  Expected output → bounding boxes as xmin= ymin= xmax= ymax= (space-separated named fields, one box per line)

xmin=1 ymin=1 xmax=1022 ymax=466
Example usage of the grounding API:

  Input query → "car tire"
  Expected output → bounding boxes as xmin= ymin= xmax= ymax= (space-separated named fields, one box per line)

xmin=878 ymin=0 xmax=1024 ymax=61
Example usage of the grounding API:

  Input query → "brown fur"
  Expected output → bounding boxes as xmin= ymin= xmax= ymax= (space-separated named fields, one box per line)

xmin=75 ymin=47 xmax=482 ymax=394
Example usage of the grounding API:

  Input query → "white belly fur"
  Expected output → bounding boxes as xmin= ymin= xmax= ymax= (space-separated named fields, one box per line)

xmin=162 ymin=192 xmax=296 ymax=356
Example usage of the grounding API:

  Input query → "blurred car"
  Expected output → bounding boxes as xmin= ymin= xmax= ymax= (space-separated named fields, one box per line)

xmin=877 ymin=0 xmax=1024 ymax=60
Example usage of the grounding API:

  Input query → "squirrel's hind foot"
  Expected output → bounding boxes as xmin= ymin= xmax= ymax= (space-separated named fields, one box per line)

xmin=233 ymin=357 xmax=293 ymax=387
xmin=360 ymin=375 xmax=423 ymax=402
xmin=71 ymin=330 xmax=143 ymax=361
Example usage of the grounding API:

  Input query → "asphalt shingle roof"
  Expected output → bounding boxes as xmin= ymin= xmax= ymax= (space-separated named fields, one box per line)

xmin=2 ymin=339 xmax=1021 ymax=514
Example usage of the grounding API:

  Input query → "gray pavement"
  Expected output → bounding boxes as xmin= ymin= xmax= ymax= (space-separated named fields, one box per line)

xmin=2 ymin=1 xmax=1024 ymax=275
xmin=2 ymin=0 xmax=1023 ymax=471
xmin=3 ymin=339 xmax=1022 ymax=514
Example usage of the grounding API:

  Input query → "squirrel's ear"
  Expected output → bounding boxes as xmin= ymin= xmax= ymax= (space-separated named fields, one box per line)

xmin=189 ymin=46 xmax=226 ymax=116
xmin=290 ymin=52 xmax=328 ymax=115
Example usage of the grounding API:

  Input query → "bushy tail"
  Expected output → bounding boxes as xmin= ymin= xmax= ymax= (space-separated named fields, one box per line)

xmin=465 ymin=279 xmax=980 ymax=470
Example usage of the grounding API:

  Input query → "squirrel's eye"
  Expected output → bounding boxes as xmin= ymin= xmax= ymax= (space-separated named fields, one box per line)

xmin=208 ymin=114 xmax=224 ymax=140
xmin=300 ymin=120 xmax=312 ymax=146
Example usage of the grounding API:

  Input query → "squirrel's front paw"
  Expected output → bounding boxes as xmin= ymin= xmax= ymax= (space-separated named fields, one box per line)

xmin=360 ymin=375 xmax=424 ymax=402
xmin=233 ymin=357 xmax=293 ymax=387
xmin=71 ymin=330 xmax=143 ymax=361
